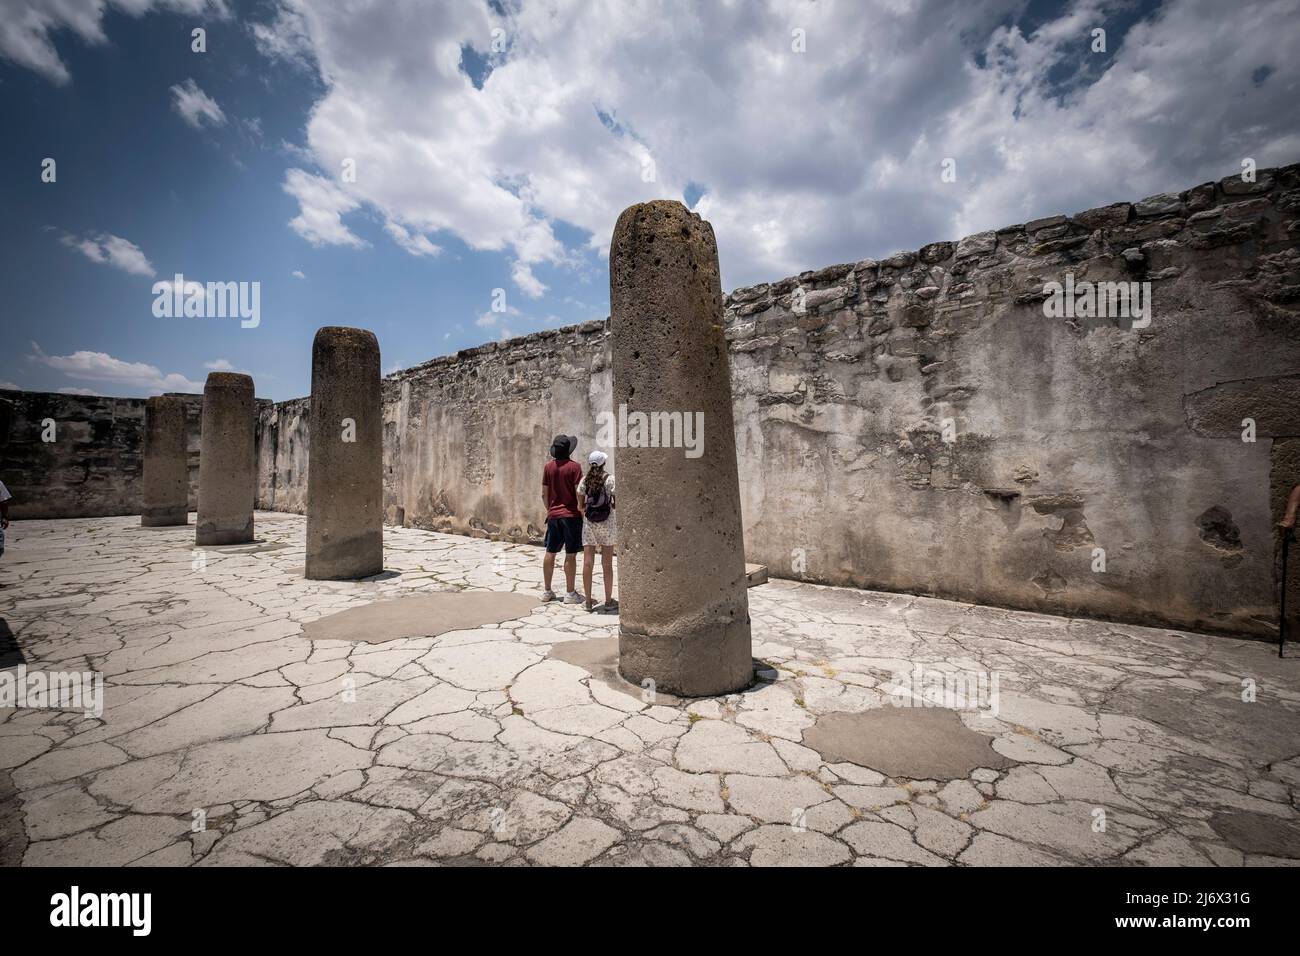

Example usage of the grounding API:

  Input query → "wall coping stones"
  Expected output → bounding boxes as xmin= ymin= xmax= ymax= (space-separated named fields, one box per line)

xmin=717 ymin=162 xmax=1296 ymax=329
xmin=1024 ymin=214 xmax=1068 ymax=233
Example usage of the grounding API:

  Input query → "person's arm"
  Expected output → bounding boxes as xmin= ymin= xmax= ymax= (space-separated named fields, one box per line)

xmin=576 ymin=480 xmax=586 ymax=518
xmin=0 ymin=499 xmax=8 ymax=529
xmin=1282 ymin=483 xmax=1300 ymax=529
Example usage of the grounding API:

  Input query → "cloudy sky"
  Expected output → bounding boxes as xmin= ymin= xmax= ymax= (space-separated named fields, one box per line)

xmin=1 ymin=0 xmax=1297 ymax=400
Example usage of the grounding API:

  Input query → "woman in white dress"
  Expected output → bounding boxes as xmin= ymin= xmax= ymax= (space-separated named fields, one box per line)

xmin=577 ymin=450 xmax=617 ymax=612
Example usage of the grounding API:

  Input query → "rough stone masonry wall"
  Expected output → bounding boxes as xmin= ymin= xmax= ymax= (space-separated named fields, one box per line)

xmin=257 ymin=164 xmax=1299 ymax=637
xmin=0 ymin=390 xmax=205 ymax=519
xmin=726 ymin=165 xmax=1300 ymax=637
xmin=255 ymin=320 xmax=615 ymax=542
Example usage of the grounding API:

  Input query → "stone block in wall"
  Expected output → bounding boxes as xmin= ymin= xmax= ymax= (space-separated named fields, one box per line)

xmin=1025 ymin=214 xmax=1068 ymax=234
xmin=897 ymin=301 xmax=933 ymax=328
xmin=1221 ymin=172 xmax=1275 ymax=196
xmin=1184 ymin=376 xmax=1300 ymax=439
xmin=955 ymin=231 xmax=996 ymax=259
xmin=729 ymin=282 xmax=770 ymax=304
xmin=882 ymin=251 xmax=916 ymax=269
xmin=1185 ymin=183 xmax=1216 ymax=212
xmin=918 ymin=241 xmax=955 ymax=264
xmin=801 ymin=262 xmax=855 ymax=285
xmin=1134 ymin=191 xmax=1185 ymax=217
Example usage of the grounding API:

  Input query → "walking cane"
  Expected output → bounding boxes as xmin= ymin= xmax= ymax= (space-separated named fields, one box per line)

xmin=1282 ymin=526 xmax=1292 ymax=658
xmin=1281 ymin=484 xmax=1300 ymax=659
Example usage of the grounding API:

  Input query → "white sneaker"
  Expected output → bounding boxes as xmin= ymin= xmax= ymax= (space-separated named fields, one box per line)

xmin=564 ymin=591 xmax=584 ymax=604
xmin=542 ymin=590 xmax=558 ymax=602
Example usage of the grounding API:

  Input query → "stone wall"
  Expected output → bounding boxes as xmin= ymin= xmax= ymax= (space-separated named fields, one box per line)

xmin=257 ymin=164 xmax=1299 ymax=637
xmin=256 ymin=396 xmax=309 ymax=515
xmin=725 ymin=165 xmax=1300 ymax=637
xmin=0 ymin=389 xmax=204 ymax=519
xmin=7 ymin=164 xmax=1297 ymax=637
xmin=255 ymin=321 xmax=615 ymax=540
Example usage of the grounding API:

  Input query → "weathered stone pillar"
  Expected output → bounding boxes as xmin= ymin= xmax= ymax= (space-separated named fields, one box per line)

xmin=610 ymin=200 xmax=752 ymax=697
xmin=196 ymin=372 xmax=256 ymax=546
xmin=141 ymin=395 xmax=188 ymax=526
xmin=305 ymin=327 xmax=383 ymax=579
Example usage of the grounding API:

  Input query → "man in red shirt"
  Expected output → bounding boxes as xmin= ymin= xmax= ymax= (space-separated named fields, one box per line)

xmin=542 ymin=434 xmax=584 ymax=602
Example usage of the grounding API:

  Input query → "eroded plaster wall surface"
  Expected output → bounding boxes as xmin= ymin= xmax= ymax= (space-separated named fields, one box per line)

xmin=725 ymin=168 xmax=1300 ymax=636
xmin=255 ymin=321 xmax=614 ymax=540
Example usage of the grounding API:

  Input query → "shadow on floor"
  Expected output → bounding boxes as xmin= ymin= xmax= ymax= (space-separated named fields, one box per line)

xmin=0 ymin=619 xmax=24 ymax=669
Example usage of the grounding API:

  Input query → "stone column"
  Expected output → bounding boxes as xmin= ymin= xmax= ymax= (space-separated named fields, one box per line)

xmin=610 ymin=200 xmax=752 ymax=697
xmin=141 ymin=395 xmax=188 ymax=526
xmin=196 ymin=372 xmax=256 ymax=546
xmin=305 ymin=327 xmax=383 ymax=579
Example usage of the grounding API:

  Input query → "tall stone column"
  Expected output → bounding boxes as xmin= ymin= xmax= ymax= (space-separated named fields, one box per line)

xmin=305 ymin=327 xmax=383 ymax=579
xmin=610 ymin=200 xmax=752 ymax=697
xmin=142 ymin=395 xmax=188 ymax=526
xmin=196 ymin=372 xmax=256 ymax=546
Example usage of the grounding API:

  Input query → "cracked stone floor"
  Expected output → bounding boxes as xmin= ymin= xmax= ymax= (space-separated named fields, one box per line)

xmin=2 ymin=511 xmax=1299 ymax=867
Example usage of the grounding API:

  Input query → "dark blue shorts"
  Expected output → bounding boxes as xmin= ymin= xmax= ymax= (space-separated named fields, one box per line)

xmin=544 ymin=516 xmax=583 ymax=554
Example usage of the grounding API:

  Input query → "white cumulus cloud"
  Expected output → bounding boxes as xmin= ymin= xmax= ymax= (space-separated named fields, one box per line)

xmin=170 ymin=77 xmax=227 ymax=129
xmin=384 ymin=220 xmax=440 ymax=259
xmin=249 ymin=0 xmax=1300 ymax=292
xmin=12 ymin=0 xmax=1298 ymax=301
xmin=30 ymin=342 xmax=205 ymax=395
xmin=59 ymin=232 xmax=155 ymax=277
xmin=0 ymin=1 xmax=228 ymax=85
xmin=282 ymin=168 xmax=366 ymax=248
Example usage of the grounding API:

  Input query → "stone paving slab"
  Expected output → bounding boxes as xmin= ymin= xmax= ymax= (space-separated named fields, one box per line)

xmin=1 ymin=513 xmax=1298 ymax=867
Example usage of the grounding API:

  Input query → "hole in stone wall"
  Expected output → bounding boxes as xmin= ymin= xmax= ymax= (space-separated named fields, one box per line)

xmin=1196 ymin=505 xmax=1244 ymax=567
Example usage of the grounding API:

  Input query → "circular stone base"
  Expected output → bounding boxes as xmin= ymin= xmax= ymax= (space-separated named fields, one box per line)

xmin=618 ymin=624 xmax=754 ymax=698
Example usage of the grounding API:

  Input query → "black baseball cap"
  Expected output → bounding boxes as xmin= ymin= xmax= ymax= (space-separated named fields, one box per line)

xmin=550 ymin=434 xmax=578 ymax=459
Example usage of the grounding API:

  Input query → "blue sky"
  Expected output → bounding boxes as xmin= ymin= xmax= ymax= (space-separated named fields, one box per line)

xmin=1 ymin=0 xmax=1295 ymax=400
xmin=1 ymin=2 xmax=609 ymax=399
